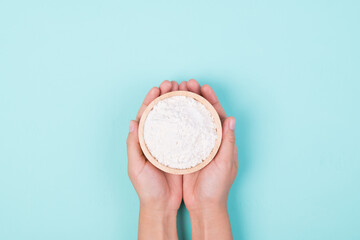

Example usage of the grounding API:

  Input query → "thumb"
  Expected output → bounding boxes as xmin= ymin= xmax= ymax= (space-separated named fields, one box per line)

xmin=215 ymin=117 xmax=236 ymax=165
xmin=126 ymin=120 xmax=145 ymax=176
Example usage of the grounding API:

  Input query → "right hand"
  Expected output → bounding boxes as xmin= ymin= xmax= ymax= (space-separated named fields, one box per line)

xmin=181 ymin=79 xmax=238 ymax=240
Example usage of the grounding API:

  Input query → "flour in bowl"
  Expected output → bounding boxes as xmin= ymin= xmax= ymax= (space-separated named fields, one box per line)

xmin=143 ymin=96 xmax=217 ymax=169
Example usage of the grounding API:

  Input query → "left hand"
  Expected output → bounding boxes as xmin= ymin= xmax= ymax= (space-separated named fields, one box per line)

xmin=126 ymin=80 xmax=183 ymax=240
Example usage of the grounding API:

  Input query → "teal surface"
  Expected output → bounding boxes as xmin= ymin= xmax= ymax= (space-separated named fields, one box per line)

xmin=1 ymin=1 xmax=359 ymax=239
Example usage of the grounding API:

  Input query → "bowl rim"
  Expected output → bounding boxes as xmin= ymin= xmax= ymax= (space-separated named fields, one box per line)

xmin=138 ymin=90 xmax=223 ymax=175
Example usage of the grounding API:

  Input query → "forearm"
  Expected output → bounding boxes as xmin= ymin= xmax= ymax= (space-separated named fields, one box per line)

xmin=138 ymin=205 xmax=178 ymax=240
xmin=189 ymin=204 xmax=233 ymax=240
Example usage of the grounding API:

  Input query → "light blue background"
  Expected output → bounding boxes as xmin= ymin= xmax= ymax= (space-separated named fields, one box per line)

xmin=1 ymin=0 xmax=359 ymax=239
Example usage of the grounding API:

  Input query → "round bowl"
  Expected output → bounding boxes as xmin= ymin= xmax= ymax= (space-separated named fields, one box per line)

xmin=138 ymin=91 xmax=222 ymax=175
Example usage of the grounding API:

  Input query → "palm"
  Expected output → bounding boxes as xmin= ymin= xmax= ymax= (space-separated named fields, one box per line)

xmin=181 ymin=79 xmax=238 ymax=210
xmin=136 ymin=159 xmax=182 ymax=210
xmin=128 ymin=80 xmax=184 ymax=211
xmin=183 ymin=162 xmax=218 ymax=210
xmin=183 ymin=145 xmax=237 ymax=210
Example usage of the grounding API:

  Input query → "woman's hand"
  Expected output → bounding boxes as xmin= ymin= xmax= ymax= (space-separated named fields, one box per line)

xmin=182 ymin=79 xmax=238 ymax=240
xmin=126 ymin=80 xmax=183 ymax=240
xmin=127 ymin=79 xmax=237 ymax=239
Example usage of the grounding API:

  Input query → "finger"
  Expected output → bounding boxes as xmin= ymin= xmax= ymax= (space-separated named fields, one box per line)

xmin=200 ymin=84 xmax=227 ymax=123
xmin=171 ymin=81 xmax=179 ymax=91
xmin=136 ymin=87 xmax=160 ymax=121
xmin=179 ymin=81 xmax=188 ymax=91
xmin=215 ymin=117 xmax=236 ymax=166
xmin=232 ymin=145 xmax=239 ymax=179
xmin=160 ymin=80 xmax=172 ymax=95
xmin=187 ymin=79 xmax=201 ymax=94
xmin=127 ymin=120 xmax=146 ymax=176
xmin=233 ymin=145 xmax=239 ymax=168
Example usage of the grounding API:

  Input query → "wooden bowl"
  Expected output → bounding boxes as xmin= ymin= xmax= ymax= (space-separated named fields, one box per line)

xmin=138 ymin=91 xmax=222 ymax=175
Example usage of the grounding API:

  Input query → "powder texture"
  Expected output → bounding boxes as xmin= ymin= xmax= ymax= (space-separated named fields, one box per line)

xmin=143 ymin=96 xmax=217 ymax=169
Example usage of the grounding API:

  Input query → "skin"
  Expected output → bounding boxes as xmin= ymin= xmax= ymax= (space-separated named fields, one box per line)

xmin=126 ymin=79 xmax=238 ymax=240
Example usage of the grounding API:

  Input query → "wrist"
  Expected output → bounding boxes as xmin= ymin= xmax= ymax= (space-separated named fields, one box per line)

xmin=139 ymin=198 xmax=180 ymax=212
xmin=140 ymin=204 xmax=178 ymax=220
xmin=138 ymin=204 xmax=178 ymax=240
xmin=188 ymin=203 xmax=228 ymax=225
xmin=188 ymin=204 xmax=233 ymax=240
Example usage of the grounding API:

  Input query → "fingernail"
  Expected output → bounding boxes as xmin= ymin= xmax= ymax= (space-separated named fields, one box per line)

xmin=229 ymin=118 xmax=235 ymax=130
xmin=129 ymin=121 xmax=135 ymax=132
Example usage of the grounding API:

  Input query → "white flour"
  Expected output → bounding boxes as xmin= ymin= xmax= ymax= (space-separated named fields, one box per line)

xmin=143 ymin=96 xmax=217 ymax=169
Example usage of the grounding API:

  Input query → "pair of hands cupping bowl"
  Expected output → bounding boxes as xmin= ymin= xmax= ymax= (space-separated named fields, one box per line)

xmin=126 ymin=79 xmax=238 ymax=240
